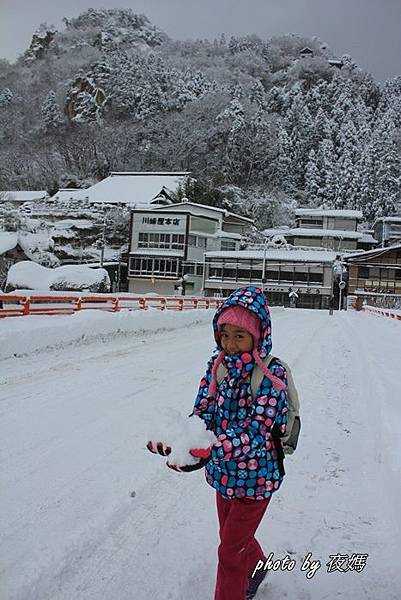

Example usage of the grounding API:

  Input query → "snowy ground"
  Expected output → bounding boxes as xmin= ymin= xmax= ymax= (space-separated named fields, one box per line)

xmin=1 ymin=308 xmax=400 ymax=600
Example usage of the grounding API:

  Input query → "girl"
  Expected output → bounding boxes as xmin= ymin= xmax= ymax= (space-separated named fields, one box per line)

xmin=148 ymin=286 xmax=288 ymax=600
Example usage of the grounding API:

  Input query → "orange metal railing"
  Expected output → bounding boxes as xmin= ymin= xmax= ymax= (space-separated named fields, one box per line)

xmin=0 ymin=294 xmax=224 ymax=318
xmin=361 ymin=305 xmax=401 ymax=321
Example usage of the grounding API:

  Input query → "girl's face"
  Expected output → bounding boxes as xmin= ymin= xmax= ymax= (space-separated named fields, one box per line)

xmin=219 ymin=323 xmax=254 ymax=355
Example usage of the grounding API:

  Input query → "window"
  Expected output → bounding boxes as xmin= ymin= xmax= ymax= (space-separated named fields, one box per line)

xmin=265 ymin=270 xmax=279 ymax=281
xmin=221 ymin=240 xmax=237 ymax=251
xmin=309 ymin=272 xmax=323 ymax=283
xmin=129 ymin=256 xmax=181 ymax=277
xmin=209 ymin=267 xmax=222 ymax=278
xmin=188 ymin=234 xmax=207 ymax=249
xmin=294 ymin=271 xmax=308 ymax=283
xmin=196 ymin=264 xmax=204 ymax=276
xmin=279 ymin=271 xmax=294 ymax=283
xmin=358 ymin=266 xmax=369 ymax=278
xmin=223 ymin=268 xmax=237 ymax=279
xmin=137 ymin=232 xmax=184 ymax=250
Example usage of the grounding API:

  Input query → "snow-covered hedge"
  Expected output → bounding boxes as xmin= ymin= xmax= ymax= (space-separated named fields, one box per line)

xmin=5 ymin=261 xmax=110 ymax=293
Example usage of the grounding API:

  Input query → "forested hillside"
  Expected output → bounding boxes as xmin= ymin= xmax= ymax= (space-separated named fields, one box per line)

xmin=0 ymin=8 xmax=400 ymax=225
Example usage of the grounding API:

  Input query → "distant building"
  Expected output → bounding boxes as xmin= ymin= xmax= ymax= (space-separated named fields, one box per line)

xmin=0 ymin=190 xmax=49 ymax=205
xmin=203 ymin=249 xmax=338 ymax=309
xmin=263 ymin=209 xmax=376 ymax=251
xmin=128 ymin=202 xmax=253 ymax=295
xmin=372 ymin=216 xmax=401 ymax=248
xmin=344 ymin=243 xmax=401 ymax=296
xmin=49 ymin=189 xmax=90 ymax=203
xmin=295 ymin=208 xmax=362 ymax=231
xmin=299 ymin=47 xmax=343 ymax=68
xmin=263 ymin=226 xmax=376 ymax=252
xmin=85 ymin=171 xmax=190 ymax=207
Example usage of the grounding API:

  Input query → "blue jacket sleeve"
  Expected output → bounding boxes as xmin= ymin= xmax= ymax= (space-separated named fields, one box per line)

xmin=212 ymin=360 xmax=288 ymax=461
xmin=190 ymin=353 xmax=218 ymax=430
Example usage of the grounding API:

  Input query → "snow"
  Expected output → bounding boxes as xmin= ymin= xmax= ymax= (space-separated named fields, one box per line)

xmin=263 ymin=228 xmax=377 ymax=242
xmin=344 ymin=243 xmax=401 ymax=260
xmin=157 ymin=201 xmax=254 ymax=224
xmin=0 ymin=232 xmax=18 ymax=254
xmin=0 ymin=308 xmax=400 ymax=599
xmin=6 ymin=261 xmax=110 ymax=292
xmin=206 ymin=249 xmax=340 ymax=263
xmin=49 ymin=189 xmax=90 ymax=202
xmin=87 ymin=172 xmax=189 ymax=206
xmin=295 ymin=209 xmax=363 ymax=218
xmin=0 ymin=191 xmax=49 ymax=203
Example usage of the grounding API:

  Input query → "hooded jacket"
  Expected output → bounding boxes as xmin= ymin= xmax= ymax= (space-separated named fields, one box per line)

xmin=192 ymin=286 xmax=288 ymax=500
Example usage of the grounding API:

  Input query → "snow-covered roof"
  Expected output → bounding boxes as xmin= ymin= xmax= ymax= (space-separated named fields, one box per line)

xmin=343 ymin=243 xmax=401 ymax=261
xmin=53 ymin=219 xmax=95 ymax=230
xmin=216 ymin=230 xmax=242 ymax=240
xmin=0 ymin=232 xmax=18 ymax=254
xmin=87 ymin=172 xmax=190 ymax=206
xmin=263 ymin=227 xmax=376 ymax=243
xmin=0 ymin=190 xmax=49 ymax=203
xmin=292 ymin=228 xmax=375 ymax=241
xmin=49 ymin=189 xmax=90 ymax=202
xmin=295 ymin=208 xmax=363 ymax=219
xmin=373 ymin=216 xmax=401 ymax=224
xmin=205 ymin=249 xmax=339 ymax=263
xmin=156 ymin=202 xmax=254 ymax=224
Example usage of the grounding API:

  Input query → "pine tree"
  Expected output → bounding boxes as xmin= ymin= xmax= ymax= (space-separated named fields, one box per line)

xmin=40 ymin=91 xmax=64 ymax=130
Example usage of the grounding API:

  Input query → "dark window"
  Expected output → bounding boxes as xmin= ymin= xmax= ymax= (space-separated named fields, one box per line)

xmin=279 ymin=271 xmax=294 ymax=283
xmin=265 ymin=270 xmax=279 ymax=281
xmin=237 ymin=268 xmax=251 ymax=280
xmin=309 ymin=272 xmax=323 ymax=283
xmin=196 ymin=264 xmax=204 ymax=276
xmin=223 ymin=268 xmax=237 ymax=279
xmin=294 ymin=272 xmax=308 ymax=282
xmin=395 ymin=269 xmax=401 ymax=280
xmin=358 ymin=266 xmax=369 ymax=278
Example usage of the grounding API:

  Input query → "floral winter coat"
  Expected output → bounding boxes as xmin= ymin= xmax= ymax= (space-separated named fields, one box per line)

xmin=192 ymin=286 xmax=288 ymax=501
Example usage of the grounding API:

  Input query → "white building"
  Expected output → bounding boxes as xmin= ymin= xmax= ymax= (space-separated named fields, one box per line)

xmin=127 ymin=202 xmax=253 ymax=295
xmin=0 ymin=190 xmax=49 ymax=205
xmin=203 ymin=249 xmax=339 ymax=309
xmin=373 ymin=216 xmax=401 ymax=248
xmin=84 ymin=172 xmax=190 ymax=207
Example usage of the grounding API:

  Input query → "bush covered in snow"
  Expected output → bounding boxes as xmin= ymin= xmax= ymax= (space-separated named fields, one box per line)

xmin=5 ymin=261 xmax=110 ymax=293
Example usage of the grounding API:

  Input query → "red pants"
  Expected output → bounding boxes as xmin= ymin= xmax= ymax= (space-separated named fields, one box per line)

xmin=214 ymin=492 xmax=272 ymax=600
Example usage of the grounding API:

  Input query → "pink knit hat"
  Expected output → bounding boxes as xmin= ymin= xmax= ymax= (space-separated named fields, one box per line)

xmin=216 ymin=305 xmax=261 ymax=345
xmin=208 ymin=305 xmax=286 ymax=398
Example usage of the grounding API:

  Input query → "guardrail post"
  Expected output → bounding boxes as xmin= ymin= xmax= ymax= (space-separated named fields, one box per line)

xmin=75 ymin=297 xmax=82 ymax=311
xmin=139 ymin=297 xmax=146 ymax=310
xmin=205 ymin=298 xmax=210 ymax=309
xmin=113 ymin=298 xmax=120 ymax=312
xmin=193 ymin=298 xmax=198 ymax=309
xmin=22 ymin=296 xmax=31 ymax=316
xmin=160 ymin=298 xmax=166 ymax=311
xmin=178 ymin=298 xmax=184 ymax=311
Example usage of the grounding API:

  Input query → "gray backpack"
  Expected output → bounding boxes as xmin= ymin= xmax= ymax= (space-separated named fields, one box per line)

xmin=216 ymin=355 xmax=301 ymax=456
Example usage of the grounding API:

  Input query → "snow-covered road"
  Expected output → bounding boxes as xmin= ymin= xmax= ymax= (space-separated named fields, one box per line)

xmin=1 ymin=308 xmax=400 ymax=600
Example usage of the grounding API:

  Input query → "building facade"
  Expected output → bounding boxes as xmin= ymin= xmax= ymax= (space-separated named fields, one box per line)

xmin=344 ymin=244 xmax=401 ymax=295
xmin=203 ymin=249 xmax=338 ymax=309
xmin=264 ymin=209 xmax=376 ymax=252
xmin=372 ymin=217 xmax=401 ymax=248
xmin=127 ymin=202 xmax=253 ymax=295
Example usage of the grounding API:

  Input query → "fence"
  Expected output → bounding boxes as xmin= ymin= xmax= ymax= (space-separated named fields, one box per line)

xmin=361 ymin=305 xmax=401 ymax=321
xmin=0 ymin=294 xmax=224 ymax=318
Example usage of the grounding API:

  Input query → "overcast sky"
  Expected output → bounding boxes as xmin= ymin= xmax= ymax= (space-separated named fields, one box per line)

xmin=0 ymin=0 xmax=400 ymax=82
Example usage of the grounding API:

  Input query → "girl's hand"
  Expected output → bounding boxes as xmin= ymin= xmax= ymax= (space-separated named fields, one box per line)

xmin=166 ymin=456 xmax=208 ymax=473
xmin=146 ymin=440 xmax=172 ymax=456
